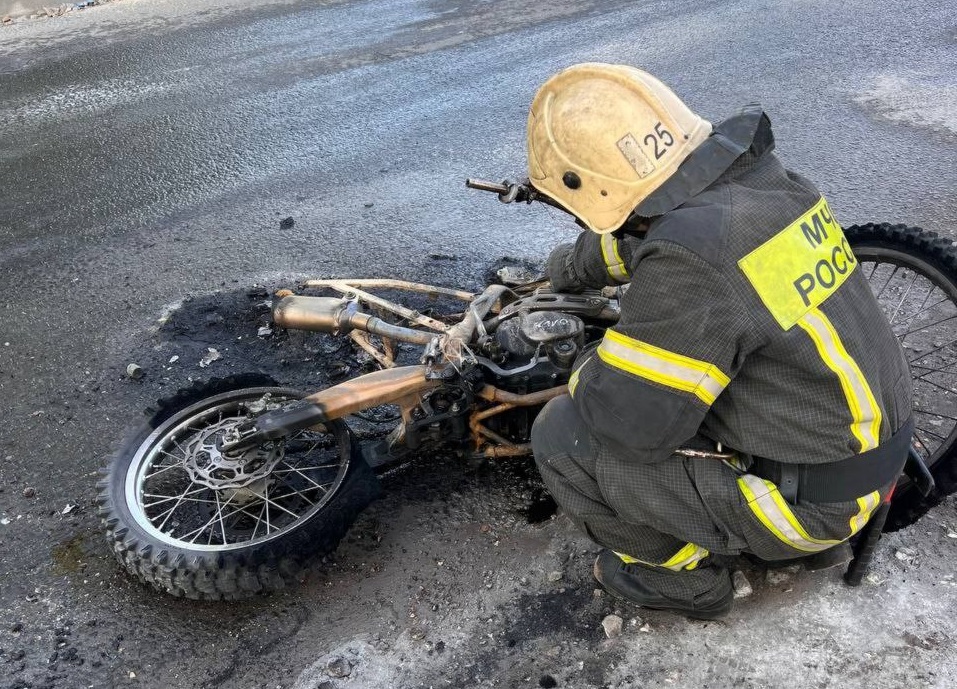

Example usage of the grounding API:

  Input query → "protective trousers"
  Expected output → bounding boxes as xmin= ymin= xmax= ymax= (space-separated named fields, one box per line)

xmin=531 ymin=395 xmax=882 ymax=603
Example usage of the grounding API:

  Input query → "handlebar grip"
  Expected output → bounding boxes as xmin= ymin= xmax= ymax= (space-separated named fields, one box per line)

xmin=465 ymin=178 xmax=510 ymax=195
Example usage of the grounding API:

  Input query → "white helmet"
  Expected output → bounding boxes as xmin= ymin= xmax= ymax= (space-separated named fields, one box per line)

xmin=527 ymin=63 xmax=712 ymax=233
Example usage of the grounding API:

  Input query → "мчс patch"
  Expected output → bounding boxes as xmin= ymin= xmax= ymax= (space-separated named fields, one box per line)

xmin=738 ymin=197 xmax=856 ymax=329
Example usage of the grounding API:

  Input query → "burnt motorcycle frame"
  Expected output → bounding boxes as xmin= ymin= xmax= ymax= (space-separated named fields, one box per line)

xmin=260 ymin=278 xmax=614 ymax=467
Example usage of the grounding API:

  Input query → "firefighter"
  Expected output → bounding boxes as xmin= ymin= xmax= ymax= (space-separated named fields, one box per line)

xmin=528 ymin=63 xmax=914 ymax=619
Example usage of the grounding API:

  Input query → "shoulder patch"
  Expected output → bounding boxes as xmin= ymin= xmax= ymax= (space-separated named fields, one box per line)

xmin=737 ymin=197 xmax=856 ymax=330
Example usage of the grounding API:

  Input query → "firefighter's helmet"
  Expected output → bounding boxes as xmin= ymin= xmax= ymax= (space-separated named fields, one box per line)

xmin=527 ymin=63 xmax=712 ymax=233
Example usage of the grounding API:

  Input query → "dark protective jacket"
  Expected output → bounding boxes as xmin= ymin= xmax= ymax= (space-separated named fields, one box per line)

xmin=548 ymin=106 xmax=913 ymax=483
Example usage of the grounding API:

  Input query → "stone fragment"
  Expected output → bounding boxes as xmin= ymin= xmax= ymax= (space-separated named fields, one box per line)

xmin=766 ymin=565 xmax=800 ymax=585
xmin=326 ymin=657 xmax=351 ymax=678
xmin=601 ymin=614 xmax=623 ymax=639
xmin=732 ymin=570 xmax=753 ymax=598
xmin=199 ymin=348 xmax=221 ymax=367
xmin=895 ymin=548 xmax=918 ymax=564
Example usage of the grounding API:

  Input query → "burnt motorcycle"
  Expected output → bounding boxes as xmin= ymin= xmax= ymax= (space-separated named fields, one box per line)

xmin=97 ymin=180 xmax=957 ymax=599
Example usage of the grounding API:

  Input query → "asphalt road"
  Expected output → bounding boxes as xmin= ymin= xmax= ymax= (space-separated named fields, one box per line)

xmin=1 ymin=1 xmax=955 ymax=688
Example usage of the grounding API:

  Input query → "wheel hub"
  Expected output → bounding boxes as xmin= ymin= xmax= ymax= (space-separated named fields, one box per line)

xmin=182 ymin=420 xmax=284 ymax=489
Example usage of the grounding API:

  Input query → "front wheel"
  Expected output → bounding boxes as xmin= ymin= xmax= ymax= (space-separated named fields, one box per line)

xmin=847 ymin=223 xmax=957 ymax=530
xmin=97 ymin=374 xmax=380 ymax=599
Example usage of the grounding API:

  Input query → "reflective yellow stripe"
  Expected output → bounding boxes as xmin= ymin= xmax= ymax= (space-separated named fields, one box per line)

xmin=738 ymin=474 xmax=841 ymax=553
xmin=567 ymin=357 xmax=590 ymax=398
xmin=796 ymin=307 xmax=882 ymax=451
xmin=615 ymin=542 xmax=709 ymax=571
xmin=849 ymin=491 xmax=881 ymax=534
xmin=660 ymin=542 xmax=710 ymax=571
xmin=600 ymin=234 xmax=630 ymax=284
xmin=597 ymin=329 xmax=730 ymax=405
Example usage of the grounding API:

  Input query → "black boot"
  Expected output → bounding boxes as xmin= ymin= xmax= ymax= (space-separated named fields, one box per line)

xmin=593 ymin=550 xmax=733 ymax=620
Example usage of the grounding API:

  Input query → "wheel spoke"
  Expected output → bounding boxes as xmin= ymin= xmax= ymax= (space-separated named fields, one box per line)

xmin=142 ymin=487 xmax=208 ymax=508
xmin=271 ymin=463 xmax=342 ymax=474
xmin=875 ymin=265 xmax=900 ymax=300
xmin=889 ymin=272 xmax=921 ymax=326
xmin=251 ymin=500 xmax=268 ymax=539
xmin=258 ymin=493 xmax=304 ymax=519
xmin=153 ymin=486 xmax=207 ymax=532
xmin=901 ymin=313 xmax=957 ymax=339
xmin=144 ymin=461 xmax=186 ymax=480
xmin=184 ymin=492 xmax=237 ymax=544
xmin=899 ymin=289 xmax=943 ymax=327
xmin=916 ymin=426 xmax=948 ymax=442
xmin=913 ymin=377 xmax=957 ymax=397
xmin=276 ymin=461 xmax=332 ymax=491
xmin=913 ymin=359 xmax=957 ymax=380
xmin=908 ymin=336 xmax=957 ymax=364
xmin=913 ymin=409 xmax=957 ymax=422
xmin=215 ymin=491 xmax=228 ymax=545
xmin=903 ymin=295 xmax=950 ymax=324
xmin=270 ymin=486 xmax=323 ymax=504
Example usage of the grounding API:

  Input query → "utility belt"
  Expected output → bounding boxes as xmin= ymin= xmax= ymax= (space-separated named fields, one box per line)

xmin=749 ymin=417 xmax=914 ymax=504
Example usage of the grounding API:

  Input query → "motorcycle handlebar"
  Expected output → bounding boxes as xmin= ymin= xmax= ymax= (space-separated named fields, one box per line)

xmin=466 ymin=177 xmax=572 ymax=215
xmin=465 ymin=178 xmax=511 ymax=195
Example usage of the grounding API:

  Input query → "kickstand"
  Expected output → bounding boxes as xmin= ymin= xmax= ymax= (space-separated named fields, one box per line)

xmin=904 ymin=447 xmax=936 ymax=497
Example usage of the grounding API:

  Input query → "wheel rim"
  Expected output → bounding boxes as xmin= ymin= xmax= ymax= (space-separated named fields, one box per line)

xmin=124 ymin=389 xmax=351 ymax=552
xmin=856 ymin=245 xmax=957 ymax=467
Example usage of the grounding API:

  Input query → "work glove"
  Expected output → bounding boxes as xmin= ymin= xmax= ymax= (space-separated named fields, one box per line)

xmin=545 ymin=243 xmax=583 ymax=293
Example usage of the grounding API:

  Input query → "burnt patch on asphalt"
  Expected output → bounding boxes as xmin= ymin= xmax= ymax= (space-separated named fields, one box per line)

xmin=116 ymin=256 xmax=543 ymax=406
xmin=446 ymin=586 xmax=621 ymax=687
xmin=507 ymin=588 xmax=598 ymax=640
xmin=526 ymin=489 xmax=559 ymax=523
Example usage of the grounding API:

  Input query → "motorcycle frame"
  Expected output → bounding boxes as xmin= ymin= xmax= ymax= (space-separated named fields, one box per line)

xmin=266 ymin=279 xmax=569 ymax=461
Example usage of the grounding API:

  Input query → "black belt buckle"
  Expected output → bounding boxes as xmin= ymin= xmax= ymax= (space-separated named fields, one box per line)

xmin=778 ymin=464 xmax=800 ymax=503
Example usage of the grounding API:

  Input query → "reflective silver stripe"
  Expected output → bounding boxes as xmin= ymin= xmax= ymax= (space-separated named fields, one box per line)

xmin=600 ymin=234 xmax=629 ymax=284
xmin=737 ymin=474 xmax=841 ymax=553
xmin=597 ymin=329 xmax=730 ymax=405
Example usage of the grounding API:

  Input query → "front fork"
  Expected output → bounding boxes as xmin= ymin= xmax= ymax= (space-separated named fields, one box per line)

xmin=219 ymin=365 xmax=441 ymax=453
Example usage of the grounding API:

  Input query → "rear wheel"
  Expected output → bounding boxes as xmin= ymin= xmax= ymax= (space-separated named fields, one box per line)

xmin=97 ymin=374 xmax=380 ymax=599
xmin=847 ymin=223 xmax=957 ymax=530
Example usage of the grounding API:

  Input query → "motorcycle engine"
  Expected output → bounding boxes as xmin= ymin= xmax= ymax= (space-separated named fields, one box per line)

xmin=493 ymin=310 xmax=585 ymax=389
xmin=476 ymin=310 xmax=586 ymax=445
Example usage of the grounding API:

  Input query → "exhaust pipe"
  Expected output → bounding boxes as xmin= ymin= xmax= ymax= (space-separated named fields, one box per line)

xmin=272 ymin=295 xmax=436 ymax=345
xmin=273 ymin=296 xmax=354 ymax=333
